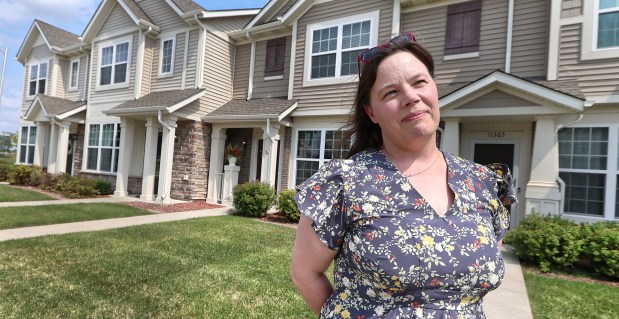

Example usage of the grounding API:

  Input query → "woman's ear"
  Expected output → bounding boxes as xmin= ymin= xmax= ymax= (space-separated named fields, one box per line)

xmin=364 ymin=105 xmax=378 ymax=124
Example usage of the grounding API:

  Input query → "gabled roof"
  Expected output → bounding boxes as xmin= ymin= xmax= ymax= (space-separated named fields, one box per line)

xmin=203 ymin=98 xmax=297 ymax=122
xmin=170 ymin=0 xmax=205 ymax=13
xmin=104 ymin=88 xmax=205 ymax=115
xmin=82 ymin=0 xmax=158 ymax=43
xmin=16 ymin=20 xmax=83 ymax=63
xmin=231 ymin=0 xmax=311 ymax=39
xmin=23 ymin=95 xmax=87 ymax=121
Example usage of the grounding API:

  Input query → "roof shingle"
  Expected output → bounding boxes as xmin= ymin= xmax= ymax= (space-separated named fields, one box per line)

xmin=113 ymin=88 xmax=205 ymax=110
xmin=35 ymin=20 xmax=81 ymax=49
xmin=204 ymin=98 xmax=297 ymax=118
xmin=37 ymin=95 xmax=86 ymax=116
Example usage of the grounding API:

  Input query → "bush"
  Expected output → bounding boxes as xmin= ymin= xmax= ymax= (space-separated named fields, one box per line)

xmin=505 ymin=214 xmax=586 ymax=272
xmin=95 ymin=179 xmax=113 ymax=195
xmin=232 ymin=181 xmax=276 ymax=217
xmin=58 ymin=176 xmax=99 ymax=198
xmin=582 ymin=222 xmax=619 ymax=279
xmin=0 ymin=163 xmax=14 ymax=181
xmin=8 ymin=165 xmax=42 ymax=186
xmin=278 ymin=189 xmax=301 ymax=222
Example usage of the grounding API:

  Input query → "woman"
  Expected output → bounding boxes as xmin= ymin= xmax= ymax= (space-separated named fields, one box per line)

xmin=290 ymin=33 xmax=516 ymax=318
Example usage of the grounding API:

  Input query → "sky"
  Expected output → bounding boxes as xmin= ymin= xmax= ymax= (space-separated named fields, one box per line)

xmin=0 ymin=0 xmax=269 ymax=134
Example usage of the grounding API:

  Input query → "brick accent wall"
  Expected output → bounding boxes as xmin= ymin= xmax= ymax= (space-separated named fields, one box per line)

xmin=170 ymin=120 xmax=211 ymax=200
xmin=73 ymin=124 xmax=85 ymax=177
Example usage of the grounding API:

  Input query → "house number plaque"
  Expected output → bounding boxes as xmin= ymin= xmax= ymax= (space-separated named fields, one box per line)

xmin=487 ymin=131 xmax=506 ymax=138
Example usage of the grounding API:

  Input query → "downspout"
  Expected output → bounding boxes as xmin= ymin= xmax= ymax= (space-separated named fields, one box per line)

xmin=135 ymin=27 xmax=153 ymax=99
xmin=193 ymin=14 xmax=206 ymax=88
xmin=505 ymin=0 xmax=514 ymax=73
xmin=554 ymin=113 xmax=584 ymax=133
xmin=80 ymin=47 xmax=89 ymax=101
xmin=248 ymin=33 xmax=256 ymax=100
xmin=157 ymin=110 xmax=172 ymax=201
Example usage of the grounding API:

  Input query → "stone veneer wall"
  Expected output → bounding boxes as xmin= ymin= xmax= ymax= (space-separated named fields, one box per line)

xmin=73 ymin=124 xmax=85 ymax=176
xmin=281 ymin=126 xmax=293 ymax=190
xmin=170 ymin=121 xmax=211 ymax=200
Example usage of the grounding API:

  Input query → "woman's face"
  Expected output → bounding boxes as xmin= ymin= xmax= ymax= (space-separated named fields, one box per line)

xmin=365 ymin=51 xmax=440 ymax=149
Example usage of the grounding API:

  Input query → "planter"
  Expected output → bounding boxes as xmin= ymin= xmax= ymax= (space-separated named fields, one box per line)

xmin=227 ymin=156 xmax=238 ymax=166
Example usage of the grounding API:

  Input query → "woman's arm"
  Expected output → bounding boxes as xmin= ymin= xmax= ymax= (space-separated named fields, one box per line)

xmin=290 ymin=215 xmax=339 ymax=315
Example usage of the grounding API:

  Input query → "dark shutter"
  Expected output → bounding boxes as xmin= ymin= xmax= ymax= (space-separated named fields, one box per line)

xmin=265 ymin=37 xmax=286 ymax=77
xmin=445 ymin=0 xmax=481 ymax=55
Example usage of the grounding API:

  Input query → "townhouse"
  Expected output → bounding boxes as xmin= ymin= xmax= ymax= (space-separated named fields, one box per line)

xmin=16 ymin=0 xmax=619 ymax=225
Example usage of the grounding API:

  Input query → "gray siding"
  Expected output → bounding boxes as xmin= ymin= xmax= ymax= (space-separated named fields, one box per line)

xmin=23 ymin=45 xmax=53 ymax=111
xmin=207 ymin=16 xmax=254 ymax=33
xmin=151 ymin=31 xmax=185 ymax=91
xmin=402 ymin=0 xmax=508 ymax=84
xmin=138 ymin=0 xmax=187 ymax=30
xmin=293 ymin=0 xmax=393 ymax=110
xmin=252 ymin=35 xmax=291 ymax=99
xmin=62 ymin=55 xmax=88 ymax=101
xmin=56 ymin=58 xmax=66 ymax=97
xmin=561 ymin=0 xmax=582 ymax=18
xmin=233 ymin=43 xmax=251 ymax=100
xmin=510 ymin=0 xmax=549 ymax=78
xmin=200 ymin=32 xmax=235 ymax=115
xmin=558 ymin=24 xmax=619 ymax=96
xmin=99 ymin=3 xmax=135 ymax=36
xmin=185 ymin=29 xmax=200 ymax=88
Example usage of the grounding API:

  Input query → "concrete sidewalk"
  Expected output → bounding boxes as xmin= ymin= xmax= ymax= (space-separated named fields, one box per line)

xmin=0 ymin=195 xmax=532 ymax=318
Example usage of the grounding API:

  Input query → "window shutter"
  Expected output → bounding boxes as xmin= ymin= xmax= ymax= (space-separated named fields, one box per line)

xmin=265 ymin=37 xmax=286 ymax=77
xmin=445 ymin=0 xmax=482 ymax=55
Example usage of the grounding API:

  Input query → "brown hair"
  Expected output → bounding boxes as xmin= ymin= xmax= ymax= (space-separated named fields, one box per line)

xmin=345 ymin=40 xmax=435 ymax=158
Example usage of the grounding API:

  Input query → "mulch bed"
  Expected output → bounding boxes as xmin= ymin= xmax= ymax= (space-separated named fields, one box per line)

xmin=122 ymin=201 xmax=224 ymax=213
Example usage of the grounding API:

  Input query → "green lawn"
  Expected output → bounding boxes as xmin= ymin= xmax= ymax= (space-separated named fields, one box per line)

xmin=524 ymin=268 xmax=619 ymax=319
xmin=0 ymin=184 xmax=57 ymax=202
xmin=0 ymin=153 xmax=15 ymax=164
xmin=0 ymin=216 xmax=313 ymax=319
xmin=0 ymin=203 xmax=153 ymax=230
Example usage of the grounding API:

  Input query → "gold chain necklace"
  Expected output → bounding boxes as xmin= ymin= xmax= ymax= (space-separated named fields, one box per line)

xmin=382 ymin=148 xmax=441 ymax=178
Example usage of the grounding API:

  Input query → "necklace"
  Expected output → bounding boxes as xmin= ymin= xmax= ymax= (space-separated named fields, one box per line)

xmin=382 ymin=147 xmax=441 ymax=178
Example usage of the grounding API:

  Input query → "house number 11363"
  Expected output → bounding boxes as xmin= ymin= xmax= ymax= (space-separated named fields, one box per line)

xmin=488 ymin=131 xmax=505 ymax=138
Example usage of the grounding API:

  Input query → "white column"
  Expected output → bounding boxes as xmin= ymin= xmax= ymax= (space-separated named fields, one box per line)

xmin=114 ymin=118 xmax=135 ymax=197
xmin=55 ymin=121 xmax=71 ymax=174
xmin=442 ymin=118 xmax=460 ymax=155
xmin=33 ymin=122 xmax=48 ymax=167
xmin=222 ymin=164 xmax=240 ymax=205
xmin=140 ymin=118 xmax=160 ymax=201
xmin=156 ymin=116 xmax=177 ymax=203
xmin=260 ymin=122 xmax=280 ymax=186
xmin=206 ymin=126 xmax=226 ymax=204
xmin=525 ymin=116 xmax=562 ymax=215
xmin=47 ymin=122 xmax=58 ymax=173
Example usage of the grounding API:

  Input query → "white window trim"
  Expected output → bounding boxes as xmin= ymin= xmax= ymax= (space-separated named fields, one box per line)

xmin=18 ymin=126 xmax=36 ymax=165
xmin=302 ymin=10 xmax=380 ymax=87
xmin=95 ymin=36 xmax=132 ymax=91
xmin=292 ymin=125 xmax=350 ymax=185
xmin=27 ymin=60 xmax=48 ymax=99
xmin=582 ymin=0 xmax=619 ymax=60
xmin=264 ymin=75 xmax=284 ymax=81
xmin=158 ymin=35 xmax=175 ymax=77
xmin=443 ymin=51 xmax=480 ymax=61
xmin=83 ymin=122 xmax=121 ymax=174
xmin=69 ymin=58 xmax=80 ymax=91
xmin=558 ymin=124 xmax=618 ymax=221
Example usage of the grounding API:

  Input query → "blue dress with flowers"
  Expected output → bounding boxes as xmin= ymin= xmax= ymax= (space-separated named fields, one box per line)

xmin=295 ymin=149 xmax=516 ymax=319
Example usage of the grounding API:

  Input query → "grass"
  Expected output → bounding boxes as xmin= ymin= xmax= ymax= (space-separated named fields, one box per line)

xmin=0 ymin=216 xmax=313 ymax=319
xmin=524 ymin=268 xmax=619 ymax=319
xmin=0 ymin=153 xmax=15 ymax=164
xmin=0 ymin=203 xmax=153 ymax=230
xmin=0 ymin=184 xmax=57 ymax=202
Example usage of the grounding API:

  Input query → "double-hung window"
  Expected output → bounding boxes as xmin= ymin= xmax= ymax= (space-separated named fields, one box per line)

xmin=99 ymin=39 xmax=130 ymax=86
xmin=445 ymin=0 xmax=482 ymax=57
xmin=160 ymin=37 xmax=175 ymax=76
xmin=558 ymin=126 xmax=619 ymax=220
xmin=19 ymin=126 xmax=37 ymax=164
xmin=294 ymin=129 xmax=350 ymax=185
xmin=28 ymin=62 xmax=47 ymax=97
xmin=597 ymin=0 xmax=619 ymax=48
xmin=87 ymin=123 xmax=121 ymax=173
xmin=583 ymin=0 xmax=619 ymax=59
xmin=304 ymin=11 xmax=378 ymax=86
xmin=69 ymin=59 xmax=79 ymax=90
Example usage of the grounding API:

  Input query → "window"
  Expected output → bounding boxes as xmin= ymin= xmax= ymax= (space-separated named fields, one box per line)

xmin=265 ymin=37 xmax=286 ymax=77
xmin=304 ymin=11 xmax=379 ymax=86
xmin=28 ymin=62 xmax=47 ymax=96
xmin=160 ymin=37 xmax=175 ymax=75
xmin=19 ymin=126 xmax=37 ymax=164
xmin=558 ymin=127 xmax=617 ymax=218
xmin=87 ymin=123 xmax=121 ymax=173
xmin=295 ymin=129 xmax=350 ymax=185
xmin=445 ymin=0 xmax=482 ymax=56
xmin=597 ymin=0 xmax=619 ymax=48
xmin=99 ymin=40 xmax=130 ymax=86
xmin=69 ymin=59 xmax=79 ymax=90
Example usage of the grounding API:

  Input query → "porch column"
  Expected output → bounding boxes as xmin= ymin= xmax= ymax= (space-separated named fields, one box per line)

xmin=260 ymin=122 xmax=280 ymax=186
xmin=33 ymin=122 xmax=48 ymax=167
xmin=47 ymin=122 xmax=59 ymax=173
xmin=54 ymin=121 xmax=71 ymax=174
xmin=156 ymin=116 xmax=177 ymax=203
xmin=114 ymin=118 xmax=135 ymax=197
xmin=140 ymin=118 xmax=160 ymax=201
xmin=525 ymin=116 xmax=562 ymax=215
xmin=442 ymin=118 xmax=460 ymax=155
xmin=206 ymin=126 xmax=226 ymax=204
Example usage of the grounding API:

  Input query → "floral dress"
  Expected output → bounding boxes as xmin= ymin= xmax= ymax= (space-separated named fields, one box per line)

xmin=295 ymin=149 xmax=516 ymax=319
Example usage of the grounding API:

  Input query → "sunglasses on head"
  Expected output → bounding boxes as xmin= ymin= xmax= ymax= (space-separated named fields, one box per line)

xmin=356 ymin=32 xmax=417 ymax=79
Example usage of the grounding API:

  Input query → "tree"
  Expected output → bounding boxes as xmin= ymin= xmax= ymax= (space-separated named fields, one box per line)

xmin=0 ymin=131 xmax=16 ymax=155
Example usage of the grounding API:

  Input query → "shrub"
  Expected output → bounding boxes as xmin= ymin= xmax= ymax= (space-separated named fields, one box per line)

xmin=278 ymin=189 xmax=301 ymax=222
xmin=582 ymin=222 xmax=619 ymax=279
xmin=505 ymin=214 xmax=586 ymax=272
xmin=0 ymin=163 xmax=14 ymax=181
xmin=8 ymin=165 xmax=42 ymax=186
xmin=58 ymin=176 xmax=99 ymax=198
xmin=232 ymin=181 xmax=276 ymax=217
xmin=95 ymin=179 xmax=113 ymax=195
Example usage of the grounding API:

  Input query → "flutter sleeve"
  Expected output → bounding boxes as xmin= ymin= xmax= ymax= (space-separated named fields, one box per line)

xmin=486 ymin=163 xmax=518 ymax=241
xmin=295 ymin=160 xmax=348 ymax=251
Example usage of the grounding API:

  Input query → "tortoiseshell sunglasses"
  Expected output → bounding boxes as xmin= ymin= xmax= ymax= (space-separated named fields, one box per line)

xmin=356 ymin=32 xmax=417 ymax=79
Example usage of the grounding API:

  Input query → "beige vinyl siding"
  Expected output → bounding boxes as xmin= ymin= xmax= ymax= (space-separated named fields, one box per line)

xmin=151 ymin=32 xmax=185 ymax=91
xmin=252 ymin=36 xmax=291 ymax=99
xmin=56 ymin=58 xmax=66 ymax=98
xmin=142 ymin=37 xmax=155 ymax=96
xmin=558 ymin=24 xmax=619 ymax=96
xmin=510 ymin=0 xmax=549 ymax=78
xmin=99 ymin=3 xmax=135 ymax=36
xmin=198 ymin=32 xmax=234 ymax=115
xmin=403 ymin=0 xmax=507 ymax=84
xmin=184 ymin=29 xmax=200 ymax=88
xmin=233 ymin=43 xmax=251 ymax=100
xmin=207 ymin=16 xmax=254 ymax=33
xmin=459 ymin=90 xmax=536 ymax=109
xmin=137 ymin=0 xmax=187 ymax=30
xmin=293 ymin=0 xmax=393 ymax=111
xmin=23 ymin=45 xmax=53 ymax=111
xmin=561 ymin=0 xmax=582 ymax=18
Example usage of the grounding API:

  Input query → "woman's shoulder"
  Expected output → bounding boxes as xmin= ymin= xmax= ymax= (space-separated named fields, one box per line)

xmin=443 ymin=151 xmax=503 ymax=180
